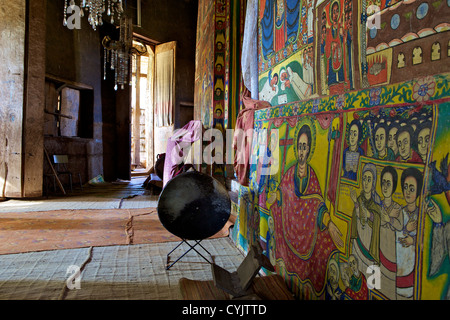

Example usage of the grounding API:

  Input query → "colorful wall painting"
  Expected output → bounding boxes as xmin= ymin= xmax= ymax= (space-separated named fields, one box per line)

xmin=225 ymin=0 xmax=247 ymax=130
xmin=193 ymin=0 xmax=450 ymax=300
xmin=195 ymin=0 xmax=246 ymax=132
xmin=194 ymin=0 xmax=215 ymax=129
xmin=231 ymin=73 xmax=450 ymax=299
xmin=258 ymin=0 xmax=316 ymax=104
xmin=258 ymin=48 xmax=315 ymax=105
xmin=258 ymin=0 xmax=315 ymax=74
xmin=362 ymin=0 xmax=450 ymax=87
xmin=214 ymin=0 xmax=228 ymax=134
xmin=316 ymin=0 xmax=357 ymax=95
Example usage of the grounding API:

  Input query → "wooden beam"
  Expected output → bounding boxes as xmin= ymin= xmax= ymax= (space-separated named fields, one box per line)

xmin=137 ymin=0 xmax=141 ymax=27
xmin=44 ymin=110 xmax=73 ymax=119
xmin=0 ymin=0 xmax=26 ymax=198
xmin=23 ymin=0 xmax=47 ymax=197
xmin=45 ymin=74 xmax=94 ymax=91
xmin=132 ymin=32 xmax=160 ymax=46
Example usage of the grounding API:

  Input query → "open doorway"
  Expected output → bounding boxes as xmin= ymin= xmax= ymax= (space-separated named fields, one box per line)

xmin=130 ymin=37 xmax=176 ymax=177
xmin=131 ymin=39 xmax=154 ymax=176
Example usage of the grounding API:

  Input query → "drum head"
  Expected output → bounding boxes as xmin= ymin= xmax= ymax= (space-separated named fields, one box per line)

xmin=157 ymin=171 xmax=231 ymax=240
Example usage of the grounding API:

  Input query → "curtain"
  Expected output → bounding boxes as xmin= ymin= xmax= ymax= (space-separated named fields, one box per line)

xmin=155 ymin=49 xmax=174 ymax=127
xmin=241 ymin=0 xmax=259 ymax=100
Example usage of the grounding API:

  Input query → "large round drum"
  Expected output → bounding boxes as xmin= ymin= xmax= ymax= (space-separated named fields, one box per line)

xmin=157 ymin=171 xmax=231 ymax=240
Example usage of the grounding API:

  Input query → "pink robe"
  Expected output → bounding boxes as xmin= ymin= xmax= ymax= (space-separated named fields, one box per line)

xmin=271 ymin=164 xmax=337 ymax=294
xmin=233 ymin=89 xmax=271 ymax=186
xmin=163 ymin=120 xmax=203 ymax=186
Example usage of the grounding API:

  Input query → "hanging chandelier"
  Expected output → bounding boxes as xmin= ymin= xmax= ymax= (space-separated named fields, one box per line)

xmin=63 ymin=0 xmax=146 ymax=90
xmin=63 ymin=0 xmax=124 ymax=31
xmin=102 ymin=17 xmax=131 ymax=90
xmin=102 ymin=18 xmax=147 ymax=91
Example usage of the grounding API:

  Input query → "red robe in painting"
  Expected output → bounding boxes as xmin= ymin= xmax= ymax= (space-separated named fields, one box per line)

xmin=271 ymin=164 xmax=337 ymax=294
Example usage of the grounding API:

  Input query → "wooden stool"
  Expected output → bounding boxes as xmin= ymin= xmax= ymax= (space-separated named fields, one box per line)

xmin=179 ymin=243 xmax=294 ymax=300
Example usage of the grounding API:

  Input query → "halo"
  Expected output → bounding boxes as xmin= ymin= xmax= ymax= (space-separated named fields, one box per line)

xmin=293 ymin=117 xmax=317 ymax=163
xmin=329 ymin=0 xmax=341 ymax=24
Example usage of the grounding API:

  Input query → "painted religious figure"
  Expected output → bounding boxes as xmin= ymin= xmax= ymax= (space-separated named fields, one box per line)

xmin=286 ymin=66 xmax=312 ymax=101
xmin=320 ymin=0 xmax=354 ymax=95
xmin=395 ymin=125 xmax=423 ymax=163
xmin=414 ymin=121 xmax=432 ymax=163
xmin=275 ymin=58 xmax=313 ymax=104
xmin=325 ymin=258 xmax=344 ymax=300
xmin=259 ymin=70 xmax=279 ymax=103
xmin=426 ymin=197 xmax=450 ymax=300
xmin=396 ymin=167 xmax=423 ymax=300
xmin=268 ymin=122 xmax=343 ymax=296
xmin=350 ymin=163 xmax=382 ymax=278
xmin=261 ymin=0 xmax=301 ymax=60
xmin=302 ymin=46 xmax=314 ymax=86
xmin=278 ymin=63 xmax=312 ymax=102
xmin=342 ymin=119 xmax=365 ymax=180
xmin=372 ymin=122 xmax=396 ymax=161
xmin=388 ymin=122 xmax=400 ymax=159
xmin=340 ymin=254 xmax=369 ymax=299
xmin=379 ymin=166 xmax=403 ymax=299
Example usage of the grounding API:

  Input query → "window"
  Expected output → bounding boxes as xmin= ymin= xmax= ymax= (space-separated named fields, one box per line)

xmin=44 ymin=76 xmax=94 ymax=138
xmin=431 ymin=42 xmax=441 ymax=61
xmin=397 ymin=53 xmax=405 ymax=68
xmin=412 ymin=47 xmax=422 ymax=65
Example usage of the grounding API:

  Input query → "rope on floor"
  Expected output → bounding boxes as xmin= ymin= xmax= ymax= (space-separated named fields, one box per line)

xmin=58 ymin=246 xmax=93 ymax=300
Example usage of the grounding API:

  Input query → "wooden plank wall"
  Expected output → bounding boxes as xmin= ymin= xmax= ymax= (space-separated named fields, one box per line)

xmin=23 ymin=0 xmax=46 ymax=197
xmin=0 ymin=0 xmax=26 ymax=198
xmin=0 ymin=0 xmax=46 ymax=198
xmin=60 ymin=87 xmax=80 ymax=137
xmin=44 ymin=82 xmax=58 ymax=137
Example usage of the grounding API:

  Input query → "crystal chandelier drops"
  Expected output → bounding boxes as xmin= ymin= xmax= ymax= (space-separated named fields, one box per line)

xmin=102 ymin=17 xmax=133 ymax=90
xmin=63 ymin=0 xmax=146 ymax=91
xmin=63 ymin=0 xmax=124 ymax=31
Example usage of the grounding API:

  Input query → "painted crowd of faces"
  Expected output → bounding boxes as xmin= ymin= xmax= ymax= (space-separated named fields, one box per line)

xmin=339 ymin=107 xmax=433 ymax=299
xmin=342 ymin=109 xmax=432 ymax=181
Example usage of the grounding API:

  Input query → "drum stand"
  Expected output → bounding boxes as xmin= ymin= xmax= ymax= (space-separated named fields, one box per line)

xmin=166 ymin=239 xmax=214 ymax=270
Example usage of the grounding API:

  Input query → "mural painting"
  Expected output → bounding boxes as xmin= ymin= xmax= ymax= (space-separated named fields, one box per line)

xmin=194 ymin=0 xmax=215 ymax=128
xmin=362 ymin=0 xmax=450 ymax=86
xmin=195 ymin=0 xmax=249 ymax=132
xmin=232 ymin=74 xmax=450 ymax=299
xmin=214 ymin=0 xmax=228 ymax=133
xmin=258 ymin=48 xmax=315 ymax=105
xmin=317 ymin=0 xmax=356 ymax=95
xmin=259 ymin=0 xmax=302 ymax=66
xmin=258 ymin=0 xmax=316 ymax=104
xmin=192 ymin=0 xmax=450 ymax=300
